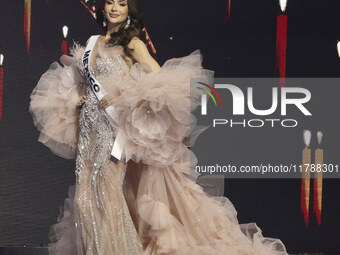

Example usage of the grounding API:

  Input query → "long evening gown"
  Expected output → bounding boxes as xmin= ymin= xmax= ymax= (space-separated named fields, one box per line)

xmin=29 ymin=37 xmax=288 ymax=255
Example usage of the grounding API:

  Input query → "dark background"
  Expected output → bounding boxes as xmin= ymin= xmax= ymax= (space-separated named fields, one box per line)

xmin=0 ymin=0 xmax=340 ymax=252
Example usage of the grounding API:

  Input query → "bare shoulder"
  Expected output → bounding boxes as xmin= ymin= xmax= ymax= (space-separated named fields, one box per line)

xmin=128 ymin=37 xmax=161 ymax=73
xmin=85 ymin=35 xmax=98 ymax=46
xmin=128 ymin=37 xmax=147 ymax=52
xmin=128 ymin=36 xmax=144 ymax=46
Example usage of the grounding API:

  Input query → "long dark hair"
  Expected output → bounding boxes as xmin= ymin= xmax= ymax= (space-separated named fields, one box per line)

xmin=96 ymin=0 xmax=145 ymax=63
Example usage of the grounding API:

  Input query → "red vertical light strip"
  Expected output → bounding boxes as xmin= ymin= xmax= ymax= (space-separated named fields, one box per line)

xmin=313 ymin=149 xmax=323 ymax=226
xmin=276 ymin=14 xmax=287 ymax=87
xmin=46 ymin=0 xmax=49 ymax=4
xmin=24 ymin=0 xmax=31 ymax=54
xmin=62 ymin=41 xmax=68 ymax=55
xmin=142 ymin=27 xmax=157 ymax=55
xmin=300 ymin=178 xmax=309 ymax=227
xmin=24 ymin=1 xmax=27 ymax=44
xmin=0 ymin=67 xmax=3 ymax=119
xmin=301 ymin=146 xmax=311 ymax=227
xmin=313 ymin=178 xmax=321 ymax=225
xmin=224 ymin=0 xmax=231 ymax=22
xmin=228 ymin=0 xmax=231 ymax=18
xmin=80 ymin=0 xmax=97 ymax=19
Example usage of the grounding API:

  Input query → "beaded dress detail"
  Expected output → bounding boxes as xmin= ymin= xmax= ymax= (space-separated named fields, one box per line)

xmin=73 ymin=48 xmax=144 ymax=254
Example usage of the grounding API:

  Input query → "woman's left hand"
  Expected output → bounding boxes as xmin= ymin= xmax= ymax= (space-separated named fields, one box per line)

xmin=99 ymin=97 xmax=109 ymax=109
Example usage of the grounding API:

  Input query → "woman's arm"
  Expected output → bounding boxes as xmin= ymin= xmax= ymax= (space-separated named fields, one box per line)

xmin=99 ymin=37 xmax=162 ymax=109
xmin=128 ymin=37 xmax=161 ymax=73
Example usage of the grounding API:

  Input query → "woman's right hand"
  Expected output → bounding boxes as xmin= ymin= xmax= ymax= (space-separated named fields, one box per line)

xmin=76 ymin=95 xmax=87 ymax=109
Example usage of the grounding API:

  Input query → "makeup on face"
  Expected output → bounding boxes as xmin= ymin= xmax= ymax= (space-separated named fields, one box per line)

xmin=104 ymin=0 xmax=129 ymax=26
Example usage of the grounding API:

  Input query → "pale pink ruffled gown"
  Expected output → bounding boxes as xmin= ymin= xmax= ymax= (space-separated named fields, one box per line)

xmin=29 ymin=38 xmax=288 ymax=255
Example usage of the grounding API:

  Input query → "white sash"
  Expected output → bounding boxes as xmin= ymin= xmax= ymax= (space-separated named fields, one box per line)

xmin=82 ymin=35 xmax=130 ymax=163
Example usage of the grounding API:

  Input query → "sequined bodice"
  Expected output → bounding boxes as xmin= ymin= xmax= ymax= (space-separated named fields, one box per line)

xmin=74 ymin=43 xmax=130 ymax=86
xmin=90 ymin=54 xmax=128 ymax=84
xmin=75 ymin=53 xmax=128 ymax=179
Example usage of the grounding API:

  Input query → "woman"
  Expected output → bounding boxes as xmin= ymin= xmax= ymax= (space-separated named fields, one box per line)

xmin=29 ymin=0 xmax=289 ymax=254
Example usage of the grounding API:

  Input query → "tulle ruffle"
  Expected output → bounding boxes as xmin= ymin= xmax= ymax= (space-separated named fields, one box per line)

xmin=29 ymin=53 xmax=85 ymax=159
xmin=48 ymin=185 xmax=77 ymax=255
xmin=132 ymin=160 xmax=288 ymax=255
xmin=104 ymin=50 xmax=214 ymax=167
xmin=100 ymin=49 xmax=288 ymax=255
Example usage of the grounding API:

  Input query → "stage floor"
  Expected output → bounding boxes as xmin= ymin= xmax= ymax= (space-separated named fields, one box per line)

xmin=0 ymin=247 xmax=47 ymax=255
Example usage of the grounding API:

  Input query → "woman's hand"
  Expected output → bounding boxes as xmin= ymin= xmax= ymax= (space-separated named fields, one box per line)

xmin=76 ymin=95 xmax=87 ymax=109
xmin=99 ymin=96 xmax=110 ymax=109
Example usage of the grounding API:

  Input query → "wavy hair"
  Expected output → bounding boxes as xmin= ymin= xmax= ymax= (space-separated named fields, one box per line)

xmin=96 ymin=0 xmax=146 ymax=63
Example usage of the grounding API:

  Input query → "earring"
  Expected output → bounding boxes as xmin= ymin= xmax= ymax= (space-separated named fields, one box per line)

xmin=124 ymin=15 xmax=131 ymax=29
xmin=102 ymin=10 xmax=107 ymax=27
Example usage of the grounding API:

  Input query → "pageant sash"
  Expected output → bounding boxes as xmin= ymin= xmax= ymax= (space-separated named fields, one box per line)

xmin=82 ymin=35 xmax=130 ymax=162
